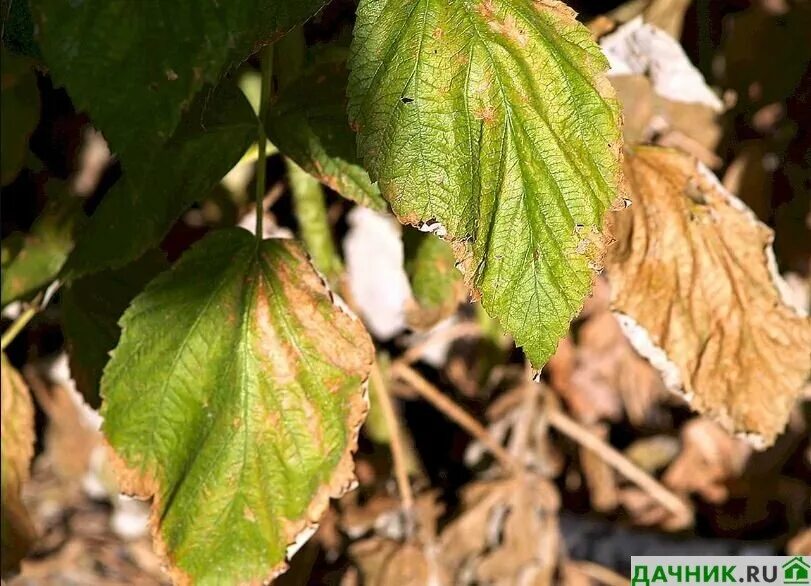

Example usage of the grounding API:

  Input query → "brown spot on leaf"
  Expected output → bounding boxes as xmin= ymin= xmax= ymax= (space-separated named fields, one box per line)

xmin=473 ymin=105 xmax=496 ymax=124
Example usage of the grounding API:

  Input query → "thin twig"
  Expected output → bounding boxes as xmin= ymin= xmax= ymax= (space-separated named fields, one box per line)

xmin=546 ymin=407 xmax=692 ymax=520
xmin=370 ymin=361 xmax=415 ymax=511
xmin=1 ymin=292 xmax=45 ymax=351
xmin=391 ymin=363 xmax=516 ymax=472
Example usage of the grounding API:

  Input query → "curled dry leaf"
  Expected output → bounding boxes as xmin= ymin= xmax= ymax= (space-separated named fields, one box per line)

xmin=601 ymin=17 xmax=723 ymax=112
xmin=1 ymin=354 xmax=37 ymax=574
xmin=348 ymin=492 xmax=448 ymax=586
xmin=470 ymin=387 xmax=564 ymax=478
xmin=439 ymin=475 xmax=560 ymax=586
xmin=546 ymin=294 xmax=668 ymax=427
xmin=663 ymin=419 xmax=751 ymax=504
xmin=350 ymin=539 xmax=448 ymax=586
xmin=601 ymin=18 xmax=723 ymax=163
xmin=605 ymin=147 xmax=811 ymax=447
xmin=101 ymin=229 xmax=374 ymax=584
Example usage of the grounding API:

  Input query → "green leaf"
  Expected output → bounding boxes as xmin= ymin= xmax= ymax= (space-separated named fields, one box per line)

xmin=1 ymin=0 xmax=40 ymax=58
xmin=102 ymin=228 xmax=373 ymax=584
xmin=31 ymin=0 xmax=328 ymax=169
xmin=63 ymin=82 xmax=255 ymax=279
xmin=347 ymin=0 xmax=624 ymax=366
xmin=1 ymin=49 xmax=40 ymax=186
xmin=268 ymin=56 xmax=387 ymax=211
xmin=403 ymin=229 xmax=464 ymax=329
xmin=61 ymin=251 xmax=168 ymax=408
xmin=1 ymin=185 xmax=85 ymax=307
xmin=1 ymin=354 xmax=37 ymax=575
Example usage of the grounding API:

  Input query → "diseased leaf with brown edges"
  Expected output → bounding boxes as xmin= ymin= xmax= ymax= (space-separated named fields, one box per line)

xmin=101 ymin=228 xmax=374 ymax=584
xmin=1 ymin=354 xmax=37 ymax=574
xmin=606 ymin=147 xmax=811 ymax=447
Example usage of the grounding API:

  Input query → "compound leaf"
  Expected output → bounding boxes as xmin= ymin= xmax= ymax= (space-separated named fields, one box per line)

xmin=348 ymin=0 xmax=624 ymax=366
xmin=102 ymin=228 xmax=373 ymax=584
xmin=31 ymin=0 xmax=328 ymax=170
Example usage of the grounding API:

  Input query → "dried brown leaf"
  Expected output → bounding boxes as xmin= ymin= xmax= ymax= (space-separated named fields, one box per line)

xmin=439 ymin=475 xmax=560 ymax=586
xmin=1 ymin=354 xmax=37 ymax=574
xmin=350 ymin=538 xmax=447 ymax=586
xmin=347 ymin=493 xmax=448 ymax=586
xmin=606 ymin=147 xmax=811 ymax=447
xmin=663 ymin=419 xmax=751 ymax=503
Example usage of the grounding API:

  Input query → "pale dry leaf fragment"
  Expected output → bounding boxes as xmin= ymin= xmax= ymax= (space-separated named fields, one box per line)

xmin=439 ymin=475 xmax=560 ymax=586
xmin=601 ymin=17 xmax=723 ymax=111
xmin=788 ymin=527 xmax=811 ymax=556
xmin=344 ymin=207 xmax=412 ymax=340
xmin=605 ymin=147 xmax=811 ymax=447
xmin=1 ymin=354 xmax=37 ymax=574
xmin=662 ymin=419 xmax=751 ymax=504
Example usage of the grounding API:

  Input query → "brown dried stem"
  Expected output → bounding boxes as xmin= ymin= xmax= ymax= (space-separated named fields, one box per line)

xmin=391 ymin=363 xmax=516 ymax=472
xmin=546 ymin=407 xmax=693 ymax=522
xmin=370 ymin=360 xmax=415 ymax=511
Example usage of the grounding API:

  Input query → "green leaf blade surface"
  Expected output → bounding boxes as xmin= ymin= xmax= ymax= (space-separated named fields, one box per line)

xmin=101 ymin=228 xmax=373 ymax=584
xmin=268 ymin=58 xmax=387 ymax=211
xmin=63 ymin=82 xmax=255 ymax=279
xmin=348 ymin=0 xmax=624 ymax=366
xmin=1 ymin=185 xmax=85 ymax=307
xmin=32 ymin=0 xmax=329 ymax=168
xmin=61 ymin=251 xmax=168 ymax=408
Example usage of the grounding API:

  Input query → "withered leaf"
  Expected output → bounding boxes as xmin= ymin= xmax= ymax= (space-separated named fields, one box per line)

xmin=1 ymin=354 xmax=37 ymax=574
xmin=439 ymin=475 xmax=560 ymax=586
xmin=348 ymin=492 xmax=448 ymax=586
xmin=606 ymin=147 xmax=811 ymax=447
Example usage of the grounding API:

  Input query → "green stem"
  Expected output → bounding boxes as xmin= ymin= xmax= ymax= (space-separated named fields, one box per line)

xmin=287 ymin=159 xmax=343 ymax=283
xmin=255 ymin=44 xmax=274 ymax=241
xmin=1 ymin=303 xmax=38 ymax=351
